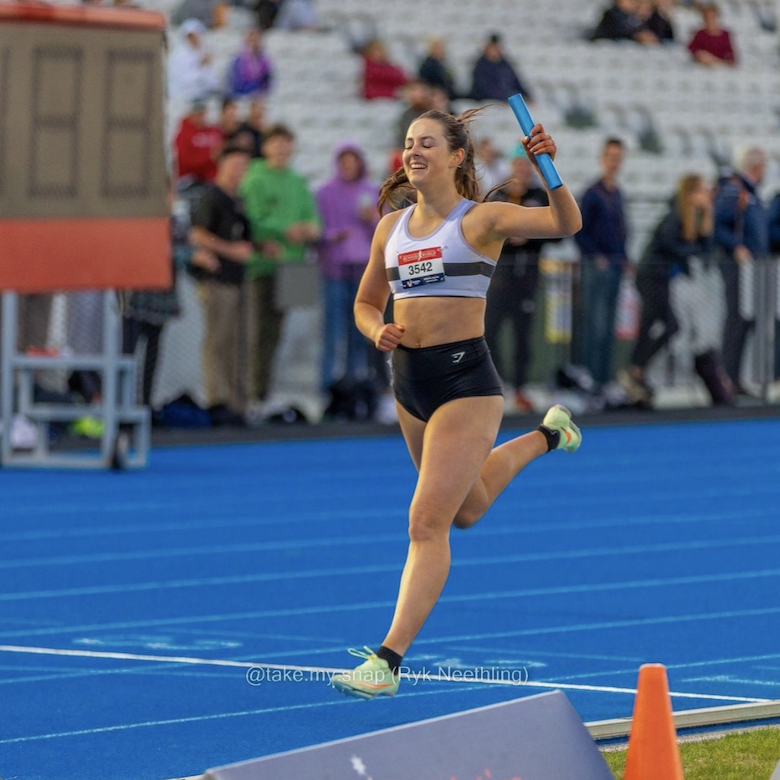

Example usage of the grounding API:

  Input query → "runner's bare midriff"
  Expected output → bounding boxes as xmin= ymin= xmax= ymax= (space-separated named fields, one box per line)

xmin=395 ymin=296 xmax=486 ymax=348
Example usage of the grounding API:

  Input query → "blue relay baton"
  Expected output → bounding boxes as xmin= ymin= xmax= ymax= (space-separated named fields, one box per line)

xmin=508 ymin=93 xmax=563 ymax=190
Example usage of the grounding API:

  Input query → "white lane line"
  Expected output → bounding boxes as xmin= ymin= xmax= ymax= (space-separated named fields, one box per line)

xmin=0 ymin=644 xmax=768 ymax=704
xmin=0 ymin=682 xmax=482 ymax=746
xmin=5 ymin=533 xmax=780 ymax=600
xmin=3 ymin=565 xmax=780 ymax=610
xmin=535 ymin=653 xmax=780 ymax=684
xmin=0 ymin=498 xmax=776 ymax=552
xmin=3 ymin=600 xmax=780 ymax=644
xmin=414 ymin=605 xmax=780 ymax=645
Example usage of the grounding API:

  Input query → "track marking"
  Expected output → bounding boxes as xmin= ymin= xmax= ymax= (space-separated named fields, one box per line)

xmin=0 ymin=645 xmax=768 ymax=704
xmin=3 ymin=563 xmax=780 ymax=608
xmin=414 ymin=605 xmax=780 ymax=645
xmin=3 ymin=600 xmax=780 ymax=644
xmin=0 ymin=681 xmax=487 ymax=746
xmin=5 ymin=533 xmax=780 ymax=598
xmin=2 ymin=507 xmax=778 ymax=567
xmin=536 ymin=653 xmax=780 ymax=683
xmin=0 ymin=491 xmax=776 ymax=544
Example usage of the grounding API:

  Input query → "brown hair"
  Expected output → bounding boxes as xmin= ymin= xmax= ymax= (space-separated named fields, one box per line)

xmin=263 ymin=123 xmax=295 ymax=142
xmin=676 ymin=173 xmax=712 ymax=242
xmin=378 ymin=107 xmax=490 ymax=213
xmin=603 ymin=137 xmax=625 ymax=153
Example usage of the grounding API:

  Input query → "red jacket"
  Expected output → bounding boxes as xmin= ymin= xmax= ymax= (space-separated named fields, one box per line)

xmin=361 ymin=57 xmax=408 ymax=100
xmin=174 ymin=116 xmax=224 ymax=183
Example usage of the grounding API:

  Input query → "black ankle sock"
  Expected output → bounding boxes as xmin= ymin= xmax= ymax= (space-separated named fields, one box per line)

xmin=376 ymin=645 xmax=402 ymax=674
xmin=537 ymin=424 xmax=560 ymax=453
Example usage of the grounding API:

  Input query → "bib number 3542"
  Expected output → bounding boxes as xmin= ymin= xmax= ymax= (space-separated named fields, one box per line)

xmin=398 ymin=247 xmax=446 ymax=289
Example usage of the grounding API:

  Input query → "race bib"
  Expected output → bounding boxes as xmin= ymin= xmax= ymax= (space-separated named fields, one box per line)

xmin=398 ymin=247 xmax=446 ymax=289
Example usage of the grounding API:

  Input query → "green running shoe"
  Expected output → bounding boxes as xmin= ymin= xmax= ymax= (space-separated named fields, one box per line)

xmin=542 ymin=405 xmax=582 ymax=453
xmin=71 ymin=416 xmax=105 ymax=440
xmin=332 ymin=647 xmax=400 ymax=700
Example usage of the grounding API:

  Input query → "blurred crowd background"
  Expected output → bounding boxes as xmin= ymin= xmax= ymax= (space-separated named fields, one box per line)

xmin=4 ymin=0 xmax=780 ymax=445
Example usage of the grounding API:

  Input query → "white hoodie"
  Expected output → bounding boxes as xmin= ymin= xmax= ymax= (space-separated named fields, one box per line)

xmin=167 ymin=19 xmax=220 ymax=101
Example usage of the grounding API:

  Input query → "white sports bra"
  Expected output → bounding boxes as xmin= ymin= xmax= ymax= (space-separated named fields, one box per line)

xmin=384 ymin=199 xmax=496 ymax=300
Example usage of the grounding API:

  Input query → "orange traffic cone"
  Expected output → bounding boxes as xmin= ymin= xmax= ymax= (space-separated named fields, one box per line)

xmin=623 ymin=663 xmax=685 ymax=780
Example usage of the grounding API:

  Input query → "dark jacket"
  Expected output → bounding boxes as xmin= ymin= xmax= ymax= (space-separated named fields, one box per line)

xmin=638 ymin=208 xmax=713 ymax=280
xmin=590 ymin=5 xmax=645 ymax=41
xmin=469 ymin=56 xmax=532 ymax=102
xmin=418 ymin=55 xmax=459 ymax=100
xmin=575 ymin=180 xmax=628 ymax=266
xmin=714 ymin=173 xmax=768 ymax=258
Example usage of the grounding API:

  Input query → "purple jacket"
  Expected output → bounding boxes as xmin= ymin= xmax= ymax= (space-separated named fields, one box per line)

xmin=315 ymin=144 xmax=379 ymax=280
xmin=228 ymin=48 xmax=273 ymax=97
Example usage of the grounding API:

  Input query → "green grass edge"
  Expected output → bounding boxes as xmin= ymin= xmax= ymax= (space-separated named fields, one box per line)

xmin=601 ymin=727 xmax=780 ymax=780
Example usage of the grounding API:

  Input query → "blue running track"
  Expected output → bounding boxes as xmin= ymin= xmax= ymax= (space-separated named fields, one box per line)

xmin=1 ymin=418 xmax=779 ymax=780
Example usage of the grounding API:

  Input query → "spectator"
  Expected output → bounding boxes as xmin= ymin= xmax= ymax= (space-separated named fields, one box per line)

xmin=226 ymin=27 xmax=273 ymax=98
xmin=315 ymin=143 xmax=379 ymax=400
xmin=474 ymin=137 xmax=511 ymax=195
xmin=714 ymin=146 xmax=768 ymax=393
xmin=395 ymin=80 xmax=434 ymax=148
xmin=469 ymin=32 xmax=533 ymax=102
xmin=618 ymin=173 xmax=733 ymax=406
xmin=122 ymin=190 xmax=197 ymax=409
xmin=360 ymin=39 xmax=409 ymax=100
xmin=255 ymin=0 xmax=283 ymax=30
xmin=429 ymin=85 xmax=453 ymax=115
xmin=167 ymin=19 xmax=220 ymax=102
xmin=219 ymin=96 xmax=241 ymax=141
xmin=231 ymin=97 xmax=269 ymax=158
xmin=418 ymin=37 xmax=460 ymax=101
xmin=240 ymin=125 xmax=321 ymax=405
xmin=485 ymin=147 xmax=559 ymax=412
xmin=174 ymin=98 xmax=224 ymax=189
xmin=274 ymin=0 xmax=319 ymax=31
xmin=687 ymin=3 xmax=737 ymax=66
xmin=638 ymin=0 xmax=675 ymax=42
xmin=590 ymin=0 xmax=659 ymax=44
xmin=189 ymin=145 xmax=254 ymax=423
xmin=574 ymin=137 xmax=629 ymax=387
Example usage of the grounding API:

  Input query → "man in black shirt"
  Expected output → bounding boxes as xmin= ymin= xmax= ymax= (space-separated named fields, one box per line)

xmin=190 ymin=144 xmax=254 ymax=422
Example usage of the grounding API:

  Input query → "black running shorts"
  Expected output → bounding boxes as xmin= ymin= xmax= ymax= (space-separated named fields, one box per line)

xmin=391 ymin=336 xmax=503 ymax=422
